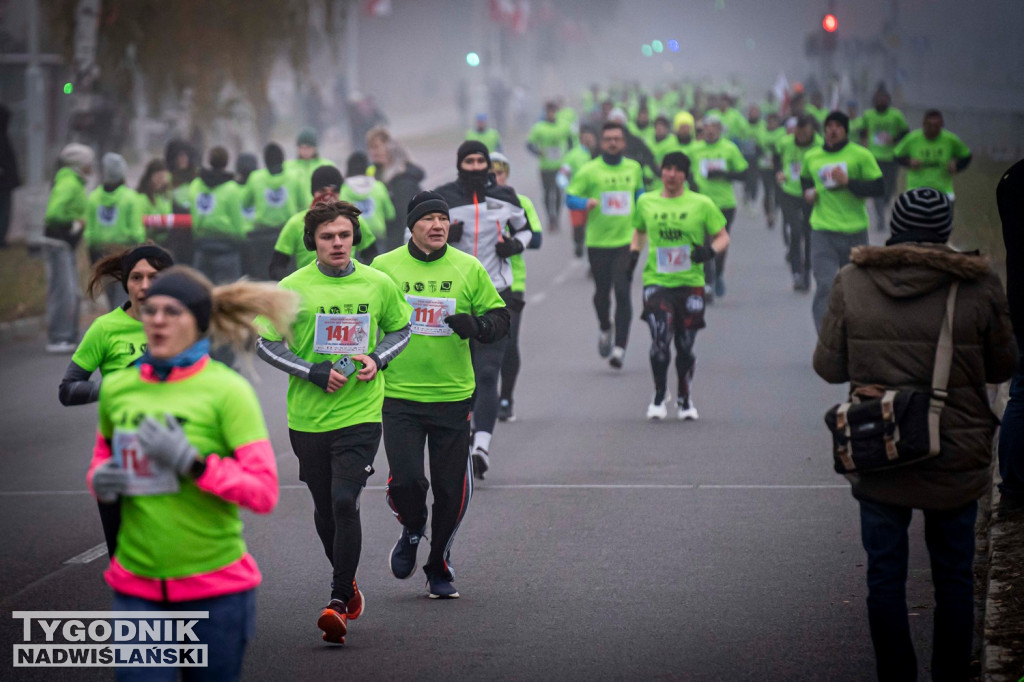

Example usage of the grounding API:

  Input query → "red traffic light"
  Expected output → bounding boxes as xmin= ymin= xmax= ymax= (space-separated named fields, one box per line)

xmin=822 ymin=14 xmax=838 ymax=32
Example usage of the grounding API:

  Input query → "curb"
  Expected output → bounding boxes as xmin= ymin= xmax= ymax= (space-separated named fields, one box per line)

xmin=0 ymin=315 xmax=44 ymax=345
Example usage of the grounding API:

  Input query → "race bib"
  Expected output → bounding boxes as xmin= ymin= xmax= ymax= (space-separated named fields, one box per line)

xmin=406 ymin=295 xmax=456 ymax=337
xmin=872 ymin=131 xmax=892 ymax=147
xmin=112 ymin=430 xmax=180 ymax=497
xmin=656 ymin=245 xmax=692 ymax=274
xmin=98 ymin=205 xmax=118 ymax=226
xmin=699 ymin=158 xmax=727 ymax=178
xmin=265 ymin=186 xmax=288 ymax=208
xmin=195 ymin=193 xmax=216 ymax=216
xmin=313 ymin=313 xmax=371 ymax=354
xmin=543 ymin=146 xmax=563 ymax=160
xmin=600 ymin=191 xmax=631 ymax=216
xmin=818 ymin=162 xmax=848 ymax=189
xmin=354 ymin=197 xmax=376 ymax=218
xmin=789 ymin=161 xmax=802 ymax=182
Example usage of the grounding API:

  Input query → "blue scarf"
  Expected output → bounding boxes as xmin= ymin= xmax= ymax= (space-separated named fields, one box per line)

xmin=137 ymin=338 xmax=210 ymax=381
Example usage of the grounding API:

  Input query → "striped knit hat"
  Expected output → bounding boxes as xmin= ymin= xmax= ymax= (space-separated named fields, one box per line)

xmin=889 ymin=187 xmax=953 ymax=243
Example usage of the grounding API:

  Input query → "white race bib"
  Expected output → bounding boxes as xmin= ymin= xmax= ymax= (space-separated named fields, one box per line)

xmin=406 ymin=295 xmax=457 ymax=336
xmin=543 ymin=146 xmax=562 ymax=160
xmin=98 ymin=205 xmax=118 ymax=226
xmin=872 ymin=131 xmax=892 ymax=147
xmin=112 ymin=430 xmax=180 ymax=497
xmin=313 ymin=313 xmax=371 ymax=354
xmin=699 ymin=158 xmax=727 ymax=179
xmin=195 ymin=193 xmax=216 ymax=216
xmin=600 ymin=191 xmax=631 ymax=216
xmin=656 ymin=245 xmax=692 ymax=274
xmin=818 ymin=162 xmax=848 ymax=189
xmin=789 ymin=161 xmax=802 ymax=182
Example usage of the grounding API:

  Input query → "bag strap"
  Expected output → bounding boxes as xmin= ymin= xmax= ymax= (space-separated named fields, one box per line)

xmin=927 ymin=281 xmax=959 ymax=455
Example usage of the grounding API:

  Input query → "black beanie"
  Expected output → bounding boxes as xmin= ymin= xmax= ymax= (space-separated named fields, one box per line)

xmin=824 ymin=111 xmax=850 ymax=133
xmin=406 ymin=190 xmax=450 ymax=228
xmin=346 ymin=151 xmax=370 ymax=177
xmin=121 ymin=245 xmax=174 ymax=293
xmin=310 ymin=164 xmax=344 ymax=195
xmin=264 ymin=143 xmax=284 ymax=169
xmin=147 ymin=270 xmax=212 ymax=333
xmin=889 ymin=187 xmax=953 ymax=243
xmin=457 ymin=140 xmax=490 ymax=168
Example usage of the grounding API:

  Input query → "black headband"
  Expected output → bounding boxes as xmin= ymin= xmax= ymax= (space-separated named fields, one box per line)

xmin=147 ymin=271 xmax=211 ymax=333
xmin=121 ymin=245 xmax=173 ymax=292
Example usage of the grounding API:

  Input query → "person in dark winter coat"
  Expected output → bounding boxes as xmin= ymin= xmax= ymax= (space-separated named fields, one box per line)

xmin=996 ymin=158 xmax=1024 ymax=511
xmin=813 ymin=187 xmax=1017 ymax=681
xmin=0 ymin=104 xmax=22 ymax=248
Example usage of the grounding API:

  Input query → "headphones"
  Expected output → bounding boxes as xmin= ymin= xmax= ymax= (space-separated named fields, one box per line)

xmin=302 ymin=210 xmax=363 ymax=251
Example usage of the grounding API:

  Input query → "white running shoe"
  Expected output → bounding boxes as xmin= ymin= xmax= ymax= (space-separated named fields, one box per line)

xmin=646 ymin=393 xmax=670 ymax=420
xmin=677 ymin=397 xmax=699 ymax=421
xmin=609 ymin=346 xmax=625 ymax=369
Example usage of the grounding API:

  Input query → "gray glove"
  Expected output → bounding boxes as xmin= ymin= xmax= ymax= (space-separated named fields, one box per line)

xmin=136 ymin=414 xmax=198 ymax=476
xmin=93 ymin=460 xmax=130 ymax=503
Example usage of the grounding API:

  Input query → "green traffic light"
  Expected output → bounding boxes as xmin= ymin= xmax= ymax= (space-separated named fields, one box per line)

xmin=652 ymin=40 xmax=664 ymax=53
xmin=466 ymin=52 xmax=480 ymax=67
xmin=63 ymin=82 xmax=73 ymax=95
xmin=641 ymin=44 xmax=653 ymax=57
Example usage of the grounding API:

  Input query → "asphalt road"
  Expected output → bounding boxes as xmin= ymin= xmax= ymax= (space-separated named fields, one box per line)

xmin=0 ymin=128 xmax=944 ymax=681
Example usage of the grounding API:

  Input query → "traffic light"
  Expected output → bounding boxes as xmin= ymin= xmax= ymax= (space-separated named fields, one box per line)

xmin=466 ymin=52 xmax=480 ymax=67
xmin=822 ymin=14 xmax=837 ymax=32
xmin=821 ymin=13 xmax=838 ymax=53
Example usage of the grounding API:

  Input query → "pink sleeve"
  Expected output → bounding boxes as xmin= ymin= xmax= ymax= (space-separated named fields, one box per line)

xmin=195 ymin=439 xmax=279 ymax=514
xmin=86 ymin=431 xmax=113 ymax=498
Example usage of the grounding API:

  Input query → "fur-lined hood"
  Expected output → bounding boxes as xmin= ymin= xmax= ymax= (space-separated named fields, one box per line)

xmin=848 ymin=243 xmax=991 ymax=299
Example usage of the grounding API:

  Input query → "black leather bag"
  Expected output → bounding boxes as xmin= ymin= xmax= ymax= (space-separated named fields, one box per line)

xmin=825 ymin=282 xmax=958 ymax=475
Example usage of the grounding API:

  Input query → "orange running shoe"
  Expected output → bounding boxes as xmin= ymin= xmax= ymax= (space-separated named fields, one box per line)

xmin=347 ymin=582 xmax=364 ymax=620
xmin=317 ymin=600 xmax=348 ymax=644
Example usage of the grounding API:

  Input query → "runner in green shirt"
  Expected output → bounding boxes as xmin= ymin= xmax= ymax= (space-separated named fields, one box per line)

xmin=566 ymin=121 xmax=645 ymax=368
xmin=135 ymin=159 xmax=173 ymax=248
xmin=630 ymin=151 xmax=729 ymax=421
xmin=756 ymin=112 xmax=785 ymax=230
xmin=371 ymin=191 xmax=509 ymax=599
xmin=189 ymin=146 xmax=246 ymax=284
xmin=560 ymin=125 xmax=598 ymax=258
xmin=893 ymin=109 xmax=972 ymax=198
xmin=339 ymin=151 xmax=396 ymax=244
xmin=857 ymin=87 xmax=909 ymax=230
xmin=85 ymin=153 xmax=144 ymax=309
xmin=256 ymin=199 xmax=411 ymax=643
xmin=285 ymin=127 xmax=337 ymax=207
xmin=60 ymin=244 xmax=174 ymax=557
xmin=241 ymin=143 xmax=299 ymax=279
xmin=270 ymin=165 xmax=378 ymax=280
xmin=527 ymin=101 xmax=571 ymax=229
xmin=490 ymin=152 xmax=543 ymax=423
xmin=775 ymin=116 xmax=822 ymax=290
xmin=799 ymin=111 xmax=884 ymax=330
xmin=465 ymin=113 xmax=502 ymax=153
xmin=688 ymin=115 xmax=748 ymax=300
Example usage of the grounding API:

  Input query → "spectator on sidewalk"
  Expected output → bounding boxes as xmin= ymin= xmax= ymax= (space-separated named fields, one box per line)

xmin=43 ymin=143 xmax=95 ymax=353
xmin=997 ymin=158 xmax=1024 ymax=512
xmin=813 ymin=188 xmax=1018 ymax=681
xmin=0 ymin=104 xmax=21 ymax=248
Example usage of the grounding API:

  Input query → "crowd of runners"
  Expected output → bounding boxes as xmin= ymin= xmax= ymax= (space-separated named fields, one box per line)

xmin=36 ymin=72 xmax=1000 ymax=678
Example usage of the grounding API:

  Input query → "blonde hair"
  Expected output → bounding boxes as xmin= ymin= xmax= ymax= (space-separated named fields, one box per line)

xmin=153 ymin=266 xmax=299 ymax=355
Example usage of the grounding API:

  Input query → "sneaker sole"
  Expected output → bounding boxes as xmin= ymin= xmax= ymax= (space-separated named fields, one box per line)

xmin=428 ymin=590 xmax=460 ymax=599
xmin=317 ymin=610 xmax=347 ymax=644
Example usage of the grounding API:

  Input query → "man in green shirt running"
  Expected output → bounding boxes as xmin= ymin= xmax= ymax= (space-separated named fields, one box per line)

xmin=256 ymin=200 xmax=412 ymax=643
xmin=527 ymin=101 xmax=571 ymax=231
xmin=285 ymin=127 xmax=336 ymax=207
xmin=775 ymin=115 xmax=822 ymax=291
xmin=372 ymin=191 xmax=509 ymax=599
xmin=465 ymin=113 xmax=502 ymax=153
xmin=894 ymin=109 xmax=972 ymax=199
xmin=566 ymin=121 xmax=645 ymax=369
xmin=800 ymin=111 xmax=884 ymax=330
xmin=189 ymin=146 xmax=246 ymax=284
xmin=857 ymin=87 xmax=908 ymax=230
xmin=630 ymin=152 xmax=729 ymax=421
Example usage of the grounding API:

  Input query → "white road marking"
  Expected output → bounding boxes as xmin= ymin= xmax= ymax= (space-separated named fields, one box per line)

xmin=64 ymin=543 xmax=108 ymax=565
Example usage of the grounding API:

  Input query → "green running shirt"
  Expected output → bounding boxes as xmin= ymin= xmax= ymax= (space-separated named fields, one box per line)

xmin=566 ymin=156 xmax=644 ymax=248
xmin=800 ymin=142 xmax=883 ymax=233
xmin=633 ymin=191 xmax=726 ymax=288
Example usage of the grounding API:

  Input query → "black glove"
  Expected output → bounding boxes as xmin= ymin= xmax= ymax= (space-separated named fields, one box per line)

xmin=706 ymin=170 xmax=727 ymax=180
xmin=447 ymin=220 xmax=465 ymax=243
xmin=444 ymin=313 xmax=480 ymax=339
xmin=308 ymin=360 xmax=334 ymax=391
xmin=690 ymin=245 xmax=715 ymax=263
xmin=495 ymin=238 xmax=525 ymax=258
xmin=627 ymin=250 xmax=641 ymax=280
